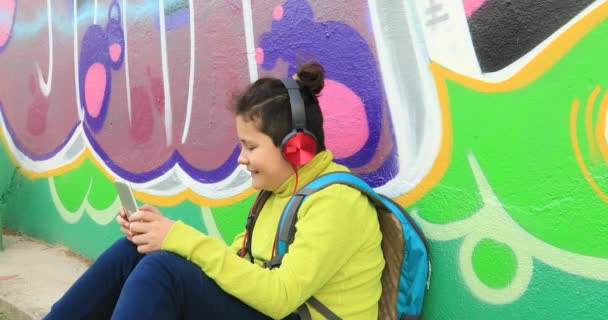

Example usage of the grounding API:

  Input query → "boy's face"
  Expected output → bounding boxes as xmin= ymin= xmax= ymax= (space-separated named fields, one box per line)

xmin=236 ymin=115 xmax=294 ymax=191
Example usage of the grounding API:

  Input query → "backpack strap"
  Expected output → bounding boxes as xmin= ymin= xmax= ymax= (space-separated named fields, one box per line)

xmin=296 ymin=297 xmax=342 ymax=320
xmin=306 ymin=297 xmax=341 ymax=320
xmin=240 ymin=191 xmax=272 ymax=262
xmin=296 ymin=305 xmax=312 ymax=320
xmin=263 ymin=185 xmax=334 ymax=268
xmin=298 ymin=297 xmax=342 ymax=320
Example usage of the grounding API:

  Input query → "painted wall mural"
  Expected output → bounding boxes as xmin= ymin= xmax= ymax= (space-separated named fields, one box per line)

xmin=0 ymin=0 xmax=606 ymax=318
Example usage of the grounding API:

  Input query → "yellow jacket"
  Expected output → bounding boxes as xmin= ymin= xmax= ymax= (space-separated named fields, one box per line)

xmin=162 ymin=151 xmax=384 ymax=319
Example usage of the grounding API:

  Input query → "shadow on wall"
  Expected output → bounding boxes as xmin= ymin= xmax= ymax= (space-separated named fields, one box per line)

xmin=0 ymin=166 xmax=21 ymax=205
xmin=0 ymin=166 xmax=21 ymax=250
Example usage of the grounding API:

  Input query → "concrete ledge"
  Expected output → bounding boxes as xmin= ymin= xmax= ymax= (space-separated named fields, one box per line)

xmin=0 ymin=231 xmax=90 ymax=320
xmin=0 ymin=299 xmax=32 ymax=320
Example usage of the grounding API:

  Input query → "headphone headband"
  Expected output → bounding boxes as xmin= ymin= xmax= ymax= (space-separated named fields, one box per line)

xmin=280 ymin=78 xmax=306 ymax=130
xmin=278 ymin=77 xmax=318 ymax=170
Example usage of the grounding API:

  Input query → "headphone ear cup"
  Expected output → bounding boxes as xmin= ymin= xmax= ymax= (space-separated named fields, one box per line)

xmin=281 ymin=131 xmax=318 ymax=167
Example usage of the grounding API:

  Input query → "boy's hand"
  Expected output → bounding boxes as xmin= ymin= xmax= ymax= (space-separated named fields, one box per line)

xmin=116 ymin=208 xmax=133 ymax=241
xmin=128 ymin=204 xmax=176 ymax=254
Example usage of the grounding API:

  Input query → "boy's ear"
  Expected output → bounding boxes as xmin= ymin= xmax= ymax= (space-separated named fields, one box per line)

xmin=280 ymin=130 xmax=318 ymax=168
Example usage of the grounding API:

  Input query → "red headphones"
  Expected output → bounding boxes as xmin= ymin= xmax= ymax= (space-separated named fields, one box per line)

xmin=279 ymin=78 xmax=318 ymax=168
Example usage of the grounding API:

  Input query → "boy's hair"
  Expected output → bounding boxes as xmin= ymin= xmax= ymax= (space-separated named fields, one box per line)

xmin=231 ymin=62 xmax=326 ymax=152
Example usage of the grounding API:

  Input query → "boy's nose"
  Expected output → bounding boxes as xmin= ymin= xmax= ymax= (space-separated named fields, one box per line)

xmin=237 ymin=149 xmax=248 ymax=165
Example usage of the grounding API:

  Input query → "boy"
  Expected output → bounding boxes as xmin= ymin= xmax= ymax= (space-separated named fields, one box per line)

xmin=45 ymin=62 xmax=384 ymax=320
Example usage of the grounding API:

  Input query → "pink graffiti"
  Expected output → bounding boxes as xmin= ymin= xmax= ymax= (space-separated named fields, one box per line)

xmin=129 ymin=86 xmax=154 ymax=144
xmin=146 ymin=66 xmax=164 ymax=114
xmin=26 ymin=74 xmax=50 ymax=136
xmin=126 ymin=66 xmax=165 ymax=144
xmin=273 ymin=5 xmax=285 ymax=21
xmin=109 ymin=43 xmax=122 ymax=63
xmin=84 ymin=63 xmax=107 ymax=118
xmin=463 ymin=0 xmax=487 ymax=17
xmin=255 ymin=47 xmax=265 ymax=65
xmin=0 ymin=0 xmax=16 ymax=48
xmin=319 ymin=80 xmax=368 ymax=159
xmin=254 ymin=45 xmax=371 ymax=159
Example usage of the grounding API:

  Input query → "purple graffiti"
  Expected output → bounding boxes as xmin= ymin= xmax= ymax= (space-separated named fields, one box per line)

xmin=257 ymin=0 xmax=397 ymax=186
xmin=78 ymin=1 xmax=125 ymax=133
xmin=153 ymin=5 xmax=190 ymax=32
xmin=107 ymin=2 xmax=125 ymax=69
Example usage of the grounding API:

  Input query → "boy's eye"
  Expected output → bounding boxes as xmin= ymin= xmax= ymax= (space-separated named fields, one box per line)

xmin=241 ymin=143 xmax=255 ymax=151
xmin=239 ymin=140 xmax=257 ymax=151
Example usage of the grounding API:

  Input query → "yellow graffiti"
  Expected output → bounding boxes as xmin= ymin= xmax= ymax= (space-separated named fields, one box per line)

xmin=570 ymin=97 xmax=608 ymax=204
xmin=585 ymin=85 xmax=602 ymax=164
xmin=595 ymin=90 xmax=608 ymax=163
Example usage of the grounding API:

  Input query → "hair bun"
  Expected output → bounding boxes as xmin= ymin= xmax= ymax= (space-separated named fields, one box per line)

xmin=296 ymin=62 xmax=325 ymax=95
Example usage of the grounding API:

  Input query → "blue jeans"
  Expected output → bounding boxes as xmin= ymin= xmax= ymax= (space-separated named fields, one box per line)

xmin=44 ymin=238 xmax=300 ymax=320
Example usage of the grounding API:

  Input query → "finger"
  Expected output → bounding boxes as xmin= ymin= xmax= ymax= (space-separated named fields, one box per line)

xmin=139 ymin=204 xmax=162 ymax=215
xmin=137 ymin=244 xmax=152 ymax=254
xmin=118 ymin=209 xmax=131 ymax=224
xmin=129 ymin=220 xmax=149 ymax=234
xmin=128 ymin=211 xmax=146 ymax=223
xmin=120 ymin=226 xmax=133 ymax=238
xmin=129 ymin=210 xmax=158 ymax=223
xmin=128 ymin=211 xmax=141 ymax=222
xmin=137 ymin=240 xmax=161 ymax=254
xmin=130 ymin=232 xmax=148 ymax=246
xmin=116 ymin=214 xmax=130 ymax=228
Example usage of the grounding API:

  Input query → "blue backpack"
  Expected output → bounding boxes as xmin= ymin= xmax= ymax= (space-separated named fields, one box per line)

xmin=253 ymin=172 xmax=431 ymax=320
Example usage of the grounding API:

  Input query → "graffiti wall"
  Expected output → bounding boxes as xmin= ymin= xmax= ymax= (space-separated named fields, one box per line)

xmin=0 ymin=0 xmax=606 ymax=318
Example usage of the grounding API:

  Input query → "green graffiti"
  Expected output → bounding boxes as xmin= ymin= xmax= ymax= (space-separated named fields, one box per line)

xmin=53 ymin=159 xmax=117 ymax=212
xmin=472 ymin=239 xmax=517 ymax=289
xmin=210 ymin=195 xmax=255 ymax=242
xmin=417 ymin=20 xmax=608 ymax=259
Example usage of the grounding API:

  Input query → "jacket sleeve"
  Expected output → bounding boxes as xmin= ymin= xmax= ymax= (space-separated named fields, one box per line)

xmin=161 ymin=185 xmax=367 ymax=319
